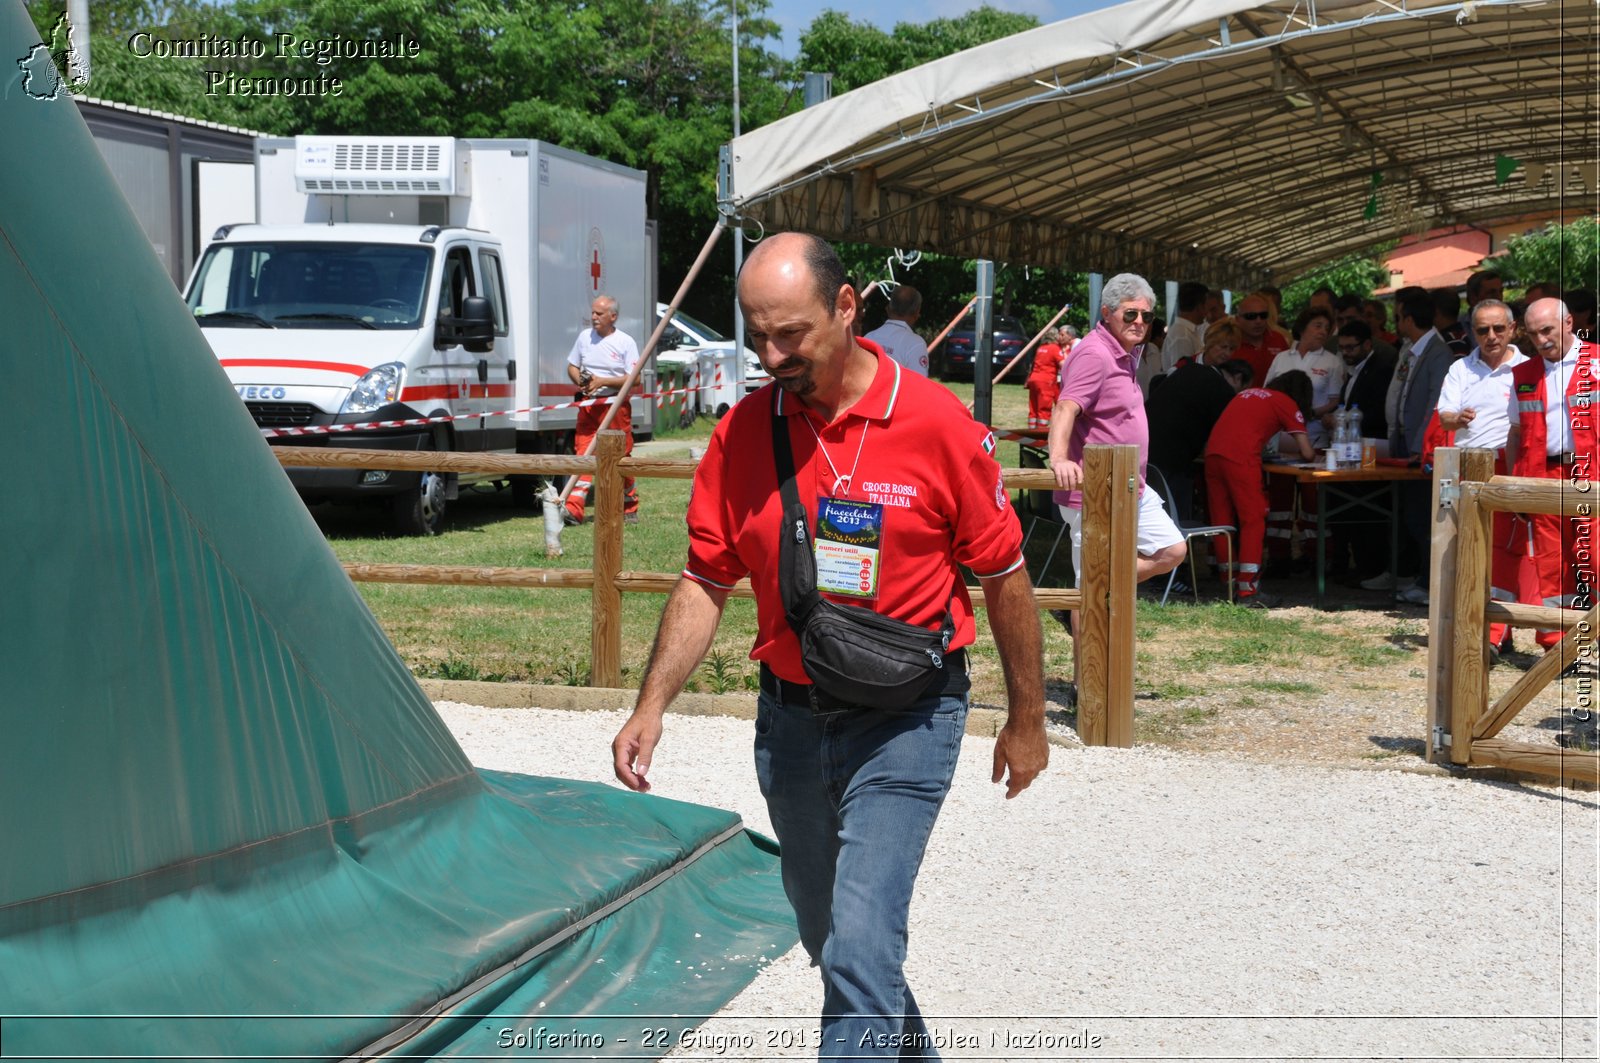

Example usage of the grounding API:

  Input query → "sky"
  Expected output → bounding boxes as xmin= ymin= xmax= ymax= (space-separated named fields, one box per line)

xmin=758 ymin=0 xmax=1099 ymax=58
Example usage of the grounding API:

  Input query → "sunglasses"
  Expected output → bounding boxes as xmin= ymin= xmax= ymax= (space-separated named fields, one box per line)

xmin=1239 ymin=311 xmax=1270 ymax=321
xmin=1119 ymin=309 xmax=1156 ymax=324
xmin=1474 ymin=323 xmax=1512 ymax=336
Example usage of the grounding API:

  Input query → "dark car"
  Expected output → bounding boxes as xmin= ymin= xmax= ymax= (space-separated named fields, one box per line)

xmin=940 ymin=315 xmax=1031 ymax=381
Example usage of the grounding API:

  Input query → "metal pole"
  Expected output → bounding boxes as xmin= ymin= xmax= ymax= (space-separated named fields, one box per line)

xmin=730 ymin=0 xmax=744 ymax=384
xmin=973 ymin=260 xmax=994 ymax=426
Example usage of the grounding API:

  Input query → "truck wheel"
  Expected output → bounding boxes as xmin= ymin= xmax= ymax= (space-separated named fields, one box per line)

xmin=391 ymin=439 xmax=448 ymax=536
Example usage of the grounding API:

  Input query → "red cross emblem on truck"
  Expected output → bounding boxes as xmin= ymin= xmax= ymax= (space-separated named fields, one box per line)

xmin=588 ymin=228 xmax=605 ymax=293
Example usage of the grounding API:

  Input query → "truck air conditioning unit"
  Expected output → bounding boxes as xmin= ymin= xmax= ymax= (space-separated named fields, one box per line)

xmin=293 ymin=135 xmax=463 ymax=195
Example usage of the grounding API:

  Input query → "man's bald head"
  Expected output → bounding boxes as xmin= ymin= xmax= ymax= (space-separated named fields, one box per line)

xmin=1524 ymin=297 xmax=1574 ymax=363
xmin=741 ymin=232 xmax=849 ymax=315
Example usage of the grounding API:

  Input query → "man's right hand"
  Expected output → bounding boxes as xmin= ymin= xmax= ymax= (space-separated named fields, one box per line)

xmin=1051 ymin=458 xmax=1083 ymax=491
xmin=612 ymin=710 xmax=663 ymax=792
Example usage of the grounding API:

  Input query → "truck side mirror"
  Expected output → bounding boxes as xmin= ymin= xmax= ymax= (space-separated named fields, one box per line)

xmin=661 ymin=325 xmax=687 ymax=349
xmin=437 ymin=296 xmax=496 ymax=353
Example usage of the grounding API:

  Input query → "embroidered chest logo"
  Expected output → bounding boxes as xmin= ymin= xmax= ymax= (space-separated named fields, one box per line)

xmin=860 ymin=480 xmax=919 ymax=509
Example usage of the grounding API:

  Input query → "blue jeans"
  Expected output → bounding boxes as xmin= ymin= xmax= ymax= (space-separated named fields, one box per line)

xmin=754 ymin=667 xmax=970 ymax=1060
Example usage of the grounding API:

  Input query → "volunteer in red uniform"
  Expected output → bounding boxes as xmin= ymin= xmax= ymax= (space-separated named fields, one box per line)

xmin=1025 ymin=326 xmax=1070 ymax=428
xmin=565 ymin=294 xmax=640 ymax=524
xmin=1204 ymin=371 xmax=1315 ymax=606
xmin=610 ymin=233 xmax=1048 ymax=1059
xmin=1232 ymin=292 xmax=1291 ymax=388
xmin=1507 ymin=297 xmax=1600 ymax=649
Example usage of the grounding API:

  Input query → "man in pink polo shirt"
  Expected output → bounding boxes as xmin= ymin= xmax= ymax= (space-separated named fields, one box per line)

xmin=1048 ymin=272 xmax=1187 ymax=622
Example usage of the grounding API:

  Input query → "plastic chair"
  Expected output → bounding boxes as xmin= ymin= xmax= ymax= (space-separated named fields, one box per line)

xmin=1146 ymin=465 xmax=1234 ymax=605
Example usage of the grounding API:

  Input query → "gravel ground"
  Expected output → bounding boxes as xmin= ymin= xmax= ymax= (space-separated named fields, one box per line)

xmin=437 ymin=702 xmax=1598 ymax=1063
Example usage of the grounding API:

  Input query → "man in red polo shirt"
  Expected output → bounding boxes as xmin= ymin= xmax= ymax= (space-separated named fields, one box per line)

xmin=611 ymin=232 xmax=1048 ymax=1058
xmin=1507 ymin=297 xmax=1599 ymax=650
xmin=1232 ymin=292 xmax=1290 ymax=388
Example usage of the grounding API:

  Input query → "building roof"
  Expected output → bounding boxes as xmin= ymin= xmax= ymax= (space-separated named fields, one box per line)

xmin=726 ymin=0 xmax=1596 ymax=287
xmin=75 ymin=95 xmax=266 ymax=139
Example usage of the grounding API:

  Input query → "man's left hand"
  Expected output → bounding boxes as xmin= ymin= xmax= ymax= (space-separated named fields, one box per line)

xmin=992 ymin=717 xmax=1049 ymax=798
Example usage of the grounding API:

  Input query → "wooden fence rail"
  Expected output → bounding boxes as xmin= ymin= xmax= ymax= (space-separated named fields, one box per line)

xmin=1426 ymin=446 xmax=1599 ymax=784
xmin=273 ymin=436 xmax=1137 ymax=746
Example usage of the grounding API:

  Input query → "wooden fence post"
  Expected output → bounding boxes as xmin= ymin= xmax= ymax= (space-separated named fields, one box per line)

xmin=1448 ymin=448 xmax=1497 ymax=766
xmin=589 ymin=430 xmax=625 ymax=688
xmin=1425 ymin=448 xmax=1459 ymax=764
xmin=1078 ymin=446 xmax=1112 ymax=746
xmin=1076 ymin=445 xmax=1137 ymax=747
xmin=1105 ymin=445 xmax=1139 ymax=748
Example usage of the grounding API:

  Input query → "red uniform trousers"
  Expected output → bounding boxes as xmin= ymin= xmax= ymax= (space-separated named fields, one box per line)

xmin=566 ymin=399 xmax=638 ymax=521
xmin=1026 ymin=379 xmax=1060 ymax=429
xmin=1205 ymin=455 xmax=1269 ymax=596
xmin=1486 ymin=451 xmax=1529 ymax=651
xmin=1528 ymin=458 xmax=1596 ymax=648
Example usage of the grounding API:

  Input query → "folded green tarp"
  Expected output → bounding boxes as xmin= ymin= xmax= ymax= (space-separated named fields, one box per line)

xmin=0 ymin=6 xmax=794 ymax=1057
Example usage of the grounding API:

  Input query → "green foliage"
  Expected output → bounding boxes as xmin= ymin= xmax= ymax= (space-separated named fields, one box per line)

xmin=1279 ymin=250 xmax=1391 ymax=322
xmin=1485 ymin=218 xmax=1600 ymax=293
xmin=798 ymin=6 xmax=1040 ymax=94
xmin=699 ymin=649 xmax=746 ymax=694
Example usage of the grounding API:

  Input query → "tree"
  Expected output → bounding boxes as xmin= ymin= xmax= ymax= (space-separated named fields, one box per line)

xmin=798 ymin=6 xmax=1040 ymax=94
xmin=1486 ymin=218 xmax=1600 ymax=295
xmin=1279 ymin=251 xmax=1391 ymax=322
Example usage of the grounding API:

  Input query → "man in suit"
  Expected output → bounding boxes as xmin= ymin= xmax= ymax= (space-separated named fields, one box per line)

xmin=1332 ymin=320 xmax=1397 ymax=442
xmin=1391 ymin=291 xmax=1459 ymax=604
xmin=1396 ymin=292 xmax=1456 ymax=461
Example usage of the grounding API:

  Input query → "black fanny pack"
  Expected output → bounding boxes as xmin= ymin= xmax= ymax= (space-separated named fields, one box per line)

xmin=772 ymin=398 xmax=955 ymax=709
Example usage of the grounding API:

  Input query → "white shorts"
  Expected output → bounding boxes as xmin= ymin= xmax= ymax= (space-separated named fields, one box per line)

xmin=1059 ymin=488 xmax=1184 ymax=584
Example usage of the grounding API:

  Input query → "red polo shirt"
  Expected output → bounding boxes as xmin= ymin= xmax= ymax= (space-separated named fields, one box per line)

xmin=1234 ymin=332 xmax=1289 ymax=390
xmin=684 ymin=340 xmax=1025 ymax=683
xmin=1205 ymin=388 xmax=1306 ymax=463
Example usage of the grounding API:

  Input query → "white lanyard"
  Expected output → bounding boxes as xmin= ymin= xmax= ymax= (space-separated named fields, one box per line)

xmin=804 ymin=415 xmax=871 ymax=498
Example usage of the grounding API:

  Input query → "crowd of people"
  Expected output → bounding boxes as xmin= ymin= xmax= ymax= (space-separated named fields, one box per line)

xmin=1093 ymin=270 xmax=1597 ymax=619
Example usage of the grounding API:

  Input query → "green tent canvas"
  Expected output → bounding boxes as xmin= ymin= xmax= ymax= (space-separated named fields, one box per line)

xmin=0 ymin=7 xmax=793 ymax=1058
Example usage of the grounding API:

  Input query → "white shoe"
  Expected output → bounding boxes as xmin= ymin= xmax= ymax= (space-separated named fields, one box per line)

xmin=1359 ymin=571 xmax=1395 ymax=590
xmin=1396 ymin=585 xmax=1429 ymax=605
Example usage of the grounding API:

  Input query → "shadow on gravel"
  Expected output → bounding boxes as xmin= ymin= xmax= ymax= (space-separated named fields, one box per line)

xmin=1367 ymin=735 xmax=1427 ymax=758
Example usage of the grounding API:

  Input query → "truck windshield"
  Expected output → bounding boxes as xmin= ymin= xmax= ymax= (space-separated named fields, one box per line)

xmin=187 ymin=242 xmax=432 ymax=330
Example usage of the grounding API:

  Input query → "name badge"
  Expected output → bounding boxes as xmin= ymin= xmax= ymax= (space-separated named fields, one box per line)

xmin=814 ymin=497 xmax=883 ymax=599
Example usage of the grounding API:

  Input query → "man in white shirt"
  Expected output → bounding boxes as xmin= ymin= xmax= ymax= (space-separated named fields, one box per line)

xmin=565 ymin=294 xmax=641 ymax=524
xmin=1435 ymin=298 xmax=1529 ymax=654
xmin=864 ymin=285 xmax=930 ymax=377
xmin=1161 ymin=281 xmax=1209 ymax=373
xmin=1265 ymin=307 xmax=1346 ymax=446
xmin=1436 ymin=300 xmax=1527 ymax=448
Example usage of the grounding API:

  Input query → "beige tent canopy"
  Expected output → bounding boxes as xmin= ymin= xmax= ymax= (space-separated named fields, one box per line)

xmin=725 ymin=0 xmax=1596 ymax=286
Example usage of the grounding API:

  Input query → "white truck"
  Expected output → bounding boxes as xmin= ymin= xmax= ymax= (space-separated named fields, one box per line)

xmin=184 ymin=135 xmax=651 ymax=534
